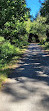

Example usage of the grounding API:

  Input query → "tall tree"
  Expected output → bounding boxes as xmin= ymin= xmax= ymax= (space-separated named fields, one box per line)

xmin=0 ymin=0 xmax=30 ymax=28
xmin=40 ymin=0 xmax=49 ymax=24
xmin=0 ymin=0 xmax=30 ymax=42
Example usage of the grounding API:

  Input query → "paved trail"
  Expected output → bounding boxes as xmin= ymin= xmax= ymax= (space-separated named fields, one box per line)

xmin=0 ymin=43 xmax=49 ymax=111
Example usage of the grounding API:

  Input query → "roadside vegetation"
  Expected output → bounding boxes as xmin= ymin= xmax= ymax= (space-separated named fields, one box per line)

xmin=0 ymin=0 xmax=49 ymax=88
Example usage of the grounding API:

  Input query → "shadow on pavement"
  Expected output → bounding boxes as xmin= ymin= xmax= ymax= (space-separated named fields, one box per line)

xmin=2 ymin=44 xmax=49 ymax=110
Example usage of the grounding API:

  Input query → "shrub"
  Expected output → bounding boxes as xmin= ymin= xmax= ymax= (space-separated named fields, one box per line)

xmin=0 ymin=37 xmax=21 ymax=68
xmin=0 ymin=41 xmax=16 ymax=59
xmin=0 ymin=36 xmax=5 ymax=42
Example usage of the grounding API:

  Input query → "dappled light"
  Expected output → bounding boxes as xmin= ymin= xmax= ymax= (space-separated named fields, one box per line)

xmin=0 ymin=43 xmax=49 ymax=111
xmin=0 ymin=0 xmax=49 ymax=110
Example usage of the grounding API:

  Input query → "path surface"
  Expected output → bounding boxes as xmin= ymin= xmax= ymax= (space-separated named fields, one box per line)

xmin=0 ymin=43 xmax=49 ymax=111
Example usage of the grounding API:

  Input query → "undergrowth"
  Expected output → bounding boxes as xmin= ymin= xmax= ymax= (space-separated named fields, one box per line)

xmin=0 ymin=36 xmax=28 ymax=89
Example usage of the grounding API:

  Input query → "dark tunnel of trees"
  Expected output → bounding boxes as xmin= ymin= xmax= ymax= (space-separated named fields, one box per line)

xmin=28 ymin=33 xmax=40 ymax=43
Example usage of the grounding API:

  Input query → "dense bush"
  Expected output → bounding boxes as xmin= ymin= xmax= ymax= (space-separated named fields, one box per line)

xmin=44 ymin=42 xmax=49 ymax=49
xmin=0 ymin=0 xmax=30 ymax=45
xmin=0 ymin=37 xmax=22 ymax=68
xmin=0 ymin=41 xmax=16 ymax=59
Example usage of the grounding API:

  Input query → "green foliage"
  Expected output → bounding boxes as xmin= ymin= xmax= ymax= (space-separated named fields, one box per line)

xmin=40 ymin=0 xmax=49 ymax=24
xmin=29 ymin=16 xmax=47 ymax=42
xmin=0 ymin=36 xmax=5 ymax=42
xmin=0 ymin=36 xmax=28 ymax=68
xmin=31 ymin=16 xmax=46 ymax=34
xmin=0 ymin=0 xmax=30 ymax=44
xmin=0 ymin=37 xmax=16 ymax=67
xmin=0 ymin=41 xmax=16 ymax=58
xmin=26 ymin=19 xmax=32 ymax=33
xmin=44 ymin=42 xmax=49 ymax=50
xmin=2 ymin=19 xmax=27 ymax=43
xmin=0 ymin=0 xmax=28 ymax=27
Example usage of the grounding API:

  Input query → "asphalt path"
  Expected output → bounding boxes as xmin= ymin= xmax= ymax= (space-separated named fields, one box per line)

xmin=0 ymin=43 xmax=49 ymax=111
